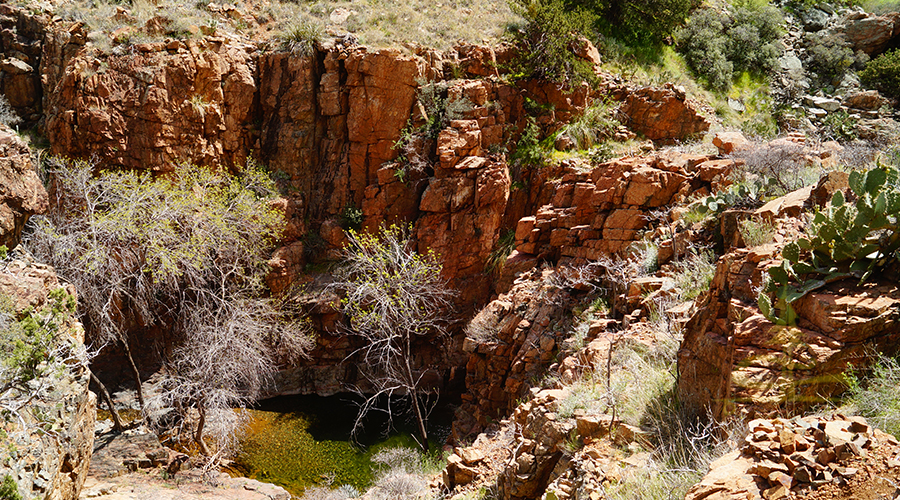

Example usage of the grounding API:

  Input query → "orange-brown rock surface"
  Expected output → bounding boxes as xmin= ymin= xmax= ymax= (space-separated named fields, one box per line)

xmin=512 ymin=151 xmax=730 ymax=264
xmin=0 ymin=124 xmax=48 ymax=247
xmin=619 ymin=83 xmax=710 ymax=144
xmin=0 ymin=4 xmax=49 ymax=125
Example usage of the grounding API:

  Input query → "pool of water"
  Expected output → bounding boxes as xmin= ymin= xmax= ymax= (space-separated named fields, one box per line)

xmin=231 ymin=394 xmax=452 ymax=497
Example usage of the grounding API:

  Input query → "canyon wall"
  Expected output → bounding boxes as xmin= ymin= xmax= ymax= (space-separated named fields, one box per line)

xmin=2 ymin=4 xmax=711 ymax=400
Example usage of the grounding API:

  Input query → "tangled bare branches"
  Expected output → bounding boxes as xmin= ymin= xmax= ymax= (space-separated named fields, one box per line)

xmin=332 ymin=225 xmax=455 ymax=451
xmin=25 ymin=158 xmax=312 ymax=456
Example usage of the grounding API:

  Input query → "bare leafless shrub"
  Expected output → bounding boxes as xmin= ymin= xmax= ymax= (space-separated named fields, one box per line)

xmin=300 ymin=485 xmax=360 ymax=500
xmin=732 ymin=141 xmax=823 ymax=196
xmin=332 ymin=225 xmax=455 ymax=451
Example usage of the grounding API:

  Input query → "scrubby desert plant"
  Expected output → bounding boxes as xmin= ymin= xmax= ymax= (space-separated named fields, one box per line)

xmin=280 ymin=20 xmax=323 ymax=55
xmin=333 ymin=225 xmax=455 ymax=451
xmin=860 ymin=49 xmax=900 ymax=99
xmin=676 ymin=4 xmax=784 ymax=91
xmin=759 ymin=164 xmax=900 ymax=325
xmin=672 ymin=249 xmax=716 ymax=301
xmin=803 ymin=31 xmax=865 ymax=87
xmin=843 ymin=352 xmax=900 ymax=438
xmin=733 ymin=141 xmax=822 ymax=196
xmin=738 ymin=217 xmax=776 ymax=248
xmin=558 ymin=98 xmax=622 ymax=150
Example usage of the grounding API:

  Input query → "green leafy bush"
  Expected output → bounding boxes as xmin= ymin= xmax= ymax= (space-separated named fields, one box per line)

xmin=0 ymin=287 xmax=76 ymax=389
xmin=338 ymin=204 xmax=364 ymax=231
xmin=512 ymin=116 xmax=547 ymax=167
xmin=579 ymin=0 xmax=694 ymax=45
xmin=506 ymin=0 xmax=597 ymax=86
xmin=759 ymin=165 xmax=900 ymax=324
xmin=0 ymin=475 xmax=21 ymax=500
xmin=676 ymin=5 xmax=784 ymax=91
xmin=860 ymin=49 xmax=900 ymax=99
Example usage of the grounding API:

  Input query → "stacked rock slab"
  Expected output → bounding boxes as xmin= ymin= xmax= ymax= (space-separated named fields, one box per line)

xmin=686 ymin=415 xmax=900 ymax=500
xmin=0 ymin=124 xmax=48 ymax=247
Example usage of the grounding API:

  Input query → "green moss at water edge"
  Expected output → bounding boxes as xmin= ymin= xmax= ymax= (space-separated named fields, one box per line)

xmin=233 ymin=408 xmax=426 ymax=496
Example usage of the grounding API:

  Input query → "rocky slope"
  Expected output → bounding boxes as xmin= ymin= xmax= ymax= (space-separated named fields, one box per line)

xmin=677 ymin=168 xmax=900 ymax=421
xmin=0 ymin=259 xmax=95 ymax=500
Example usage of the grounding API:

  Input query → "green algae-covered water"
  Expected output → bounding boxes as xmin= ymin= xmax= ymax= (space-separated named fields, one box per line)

xmin=233 ymin=394 xmax=450 ymax=497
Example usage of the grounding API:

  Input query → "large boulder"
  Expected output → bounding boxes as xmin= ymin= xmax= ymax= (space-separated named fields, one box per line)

xmin=619 ymin=83 xmax=711 ymax=144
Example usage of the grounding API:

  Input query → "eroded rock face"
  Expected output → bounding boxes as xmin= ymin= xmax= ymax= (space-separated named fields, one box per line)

xmin=512 ymin=151 xmax=728 ymax=265
xmin=45 ymin=37 xmax=258 ymax=171
xmin=454 ymin=267 xmax=574 ymax=437
xmin=0 ymin=260 xmax=95 ymax=500
xmin=0 ymin=4 xmax=49 ymax=126
xmin=0 ymin=123 xmax=48 ymax=247
xmin=840 ymin=11 xmax=900 ymax=56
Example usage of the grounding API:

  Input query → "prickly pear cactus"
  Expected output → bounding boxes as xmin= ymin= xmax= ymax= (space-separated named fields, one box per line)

xmin=759 ymin=164 xmax=900 ymax=324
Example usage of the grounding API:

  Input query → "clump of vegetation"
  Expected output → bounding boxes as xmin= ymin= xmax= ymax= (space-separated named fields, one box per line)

xmin=557 ymin=98 xmax=622 ymax=151
xmin=819 ymin=109 xmax=859 ymax=142
xmin=511 ymin=116 xmax=548 ymax=168
xmin=739 ymin=217 xmax=776 ymax=248
xmin=676 ymin=4 xmax=784 ymax=91
xmin=733 ymin=141 xmax=821 ymax=196
xmin=672 ymin=249 xmax=716 ymax=301
xmin=842 ymin=352 xmax=900 ymax=438
xmin=0 ymin=475 xmax=21 ymax=500
xmin=580 ymin=0 xmax=694 ymax=45
xmin=280 ymin=20 xmax=323 ymax=55
xmin=506 ymin=0 xmax=597 ymax=86
xmin=802 ymin=31 xmax=866 ymax=87
xmin=860 ymin=49 xmax=900 ymax=99
xmin=338 ymin=204 xmax=364 ymax=231
xmin=333 ymin=225 xmax=455 ymax=452
xmin=26 ymin=158 xmax=312 ymax=456
xmin=760 ymin=164 xmax=900 ymax=325
xmin=485 ymin=229 xmax=517 ymax=273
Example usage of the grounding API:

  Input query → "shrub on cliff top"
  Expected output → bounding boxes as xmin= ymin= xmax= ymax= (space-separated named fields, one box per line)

xmin=506 ymin=0 xmax=598 ymax=86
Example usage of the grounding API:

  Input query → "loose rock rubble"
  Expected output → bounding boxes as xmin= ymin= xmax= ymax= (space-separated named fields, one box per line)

xmin=686 ymin=415 xmax=900 ymax=500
